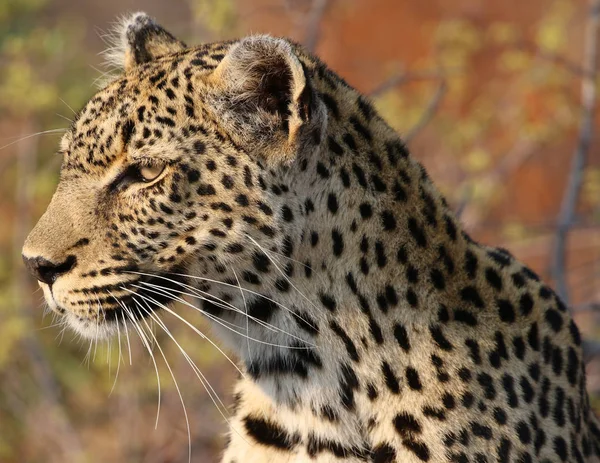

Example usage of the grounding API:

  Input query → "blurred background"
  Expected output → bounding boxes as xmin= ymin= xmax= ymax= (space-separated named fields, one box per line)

xmin=1 ymin=0 xmax=600 ymax=461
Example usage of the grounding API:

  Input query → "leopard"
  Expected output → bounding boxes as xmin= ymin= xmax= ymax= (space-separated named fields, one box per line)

xmin=22 ymin=12 xmax=600 ymax=463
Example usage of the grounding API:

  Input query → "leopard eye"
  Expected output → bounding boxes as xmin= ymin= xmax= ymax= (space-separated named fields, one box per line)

xmin=111 ymin=162 xmax=167 ymax=191
xmin=139 ymin=163 xmax=165 ymax=182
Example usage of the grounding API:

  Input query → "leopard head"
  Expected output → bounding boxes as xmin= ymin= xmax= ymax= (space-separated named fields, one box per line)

xmin=22 ymin=13 xmax=327 ymax=339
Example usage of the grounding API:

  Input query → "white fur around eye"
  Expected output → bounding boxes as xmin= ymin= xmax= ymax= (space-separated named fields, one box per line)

xmin=139 ymin=163 xmax=165 ymax=182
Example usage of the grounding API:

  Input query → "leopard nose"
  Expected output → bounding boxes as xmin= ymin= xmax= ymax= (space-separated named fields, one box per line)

xmin=22 ymin=255 xmax=77 ymax=286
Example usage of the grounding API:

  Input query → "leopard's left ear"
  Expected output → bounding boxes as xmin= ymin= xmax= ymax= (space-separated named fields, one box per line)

xmin=210 ymin=35 xmax=326 ymax=163
xmin=104 ymin=12 xmax=186 ymax=72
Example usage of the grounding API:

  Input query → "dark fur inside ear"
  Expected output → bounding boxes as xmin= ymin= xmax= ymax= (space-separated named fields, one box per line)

xmin=297 ymin=62 xmax=314 ymax=122
xmin=246 ymin=55 xmax=293 ymax=119
xmin=105 ymin=12 xmax=186 ymax=72
xmin=212 ymin=36 xmax=325 ymax=164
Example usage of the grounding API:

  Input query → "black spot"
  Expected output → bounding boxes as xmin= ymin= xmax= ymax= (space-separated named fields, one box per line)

xmin=406 ymin=265 xmax=419 ymax=283
xmin=454 ymin=310 xmax=478 ymax=326
xmin=332 ymin=229 xmax=344 ymax=256
xmin=372 ymin=443 xmax=396 ymax=463
xmin=367 ymin=383 xmax=378 ymax=401
xmin=382 ymin=361 xmax=401 ymax=394
xmin=477 ymin=373 xmax=496 ymax=399
xmin=197 ymin=183 xmax=216 ymax=195
xmin=190 ymin=140 xmax=205 ymax=155
xmin=516 ymin=421 xmax=531 ymax=444
xmin=330 ymin=321 xmax=359 ymax=362
xmin=464 ymin=250 xmax=478 ymax=279
xmin=247 ymin=299 xmax=278 ymax=322
xmin=393 ymin=412 xmax=422 ymax=438
xmin=554 ymin=436 xmax=568 ymax=460
xmin=430 ymin=269 xmax=445 ymax=290
xmin=381 ymin=211 xmax=396 ymax=231
xmin=327 ymin=194 xmax=339 ymax=214
xmin=243 ymin=415 xmax=300 ymax=451
xmin=519 ymin=293 xmax=534 ymax=316
xmin=497 ymin=438 xmax=511 ymax=462
xmin=328 ymin=136 xmax=343 ymax=156
xmin=339 ymin=363 xmax=359 ymax=410
xmin=566 ymin=347 xmax=578 ymax=386
xmin=465 ymin=339 xmax=481 ymax=364
xmin=282 ymin=205 xmax=294 ymax=221
xmin=343 ymin=133 xmax=357 ymax=151
xmin=485 ymin=267 xmax=503 ymax=291
xmin=352 ymin=163 xmax=367 ymax=187
xmin=293 ymin=311 xmax=319 ymax=336
xmin=316 ymin=162 xmax=330 ymax=178
xmin=408 ymin=217 xmax=427 ymax=247
xmin=545 ymin=308 xmax=563 ymax=332
xmin=319 ymin=292 xmax=337 ymax=312
xmin=512 ymin=336 xmax=526 ymax=360
xmin=322 ymin=93 xmax=339 ymax=118
xmin=252 ymin=252 xmax=270 ymax=272
xmin=430 ymin=326 xmax=453 ymax=351
xmin=528 ymin=322 xmax=540 ymax=351
xmin=394 ymin=323 xmax=411 ymax=352
xmin=359 ymin=203 xmax=373 ymax=219
xmin=470 ymin=422 xmax=493 ymax=440
xmin=121 ymin=119 xmax=135 ymax=146
xmin=402 ymin=439 xmax=430 ymax=461
xmin=444 ymin=216 xmax=457 ymax=241
xmin=493 ymin=407 xmax=507 ymax=425
xmin=350 ymin=115 xmax=372 ymax=141
xmin=392 ymin=180 xmax=407 ymax=202
xmin=375 ymin=241 xmax=387 ymax=268
xmin=460 ymin=286 xmax=484 ymax=309
xmin=497 ymin=299 xmax=516 ymax=323
xmin=405 ymin=288 xmax=418 ymax=307
xmin=406 ymin=366 xmax=423 ymax=391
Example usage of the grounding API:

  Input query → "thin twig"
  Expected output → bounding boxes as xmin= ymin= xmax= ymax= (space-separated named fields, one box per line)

xmin=516 ymin=41 xmax=591 ymax=78
xmin=304 ymin=0 xmax=329 ymax=52
xmin=551 ymin=0 xmax=600 ymax=303
xmin=573 ymin=302 xmax=600 ymax=312
xmin=369 ymin=68 xmax=450 ymax=98
xmin=403 ymin=79 xmax=447 ymax=143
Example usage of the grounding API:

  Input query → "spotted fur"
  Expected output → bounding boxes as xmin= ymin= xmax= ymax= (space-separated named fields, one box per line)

xmin=22 ymin=13 xmax=600 ymax=462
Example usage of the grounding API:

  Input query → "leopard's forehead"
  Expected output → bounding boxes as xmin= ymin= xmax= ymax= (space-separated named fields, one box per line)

xmin=60 ymin=41 xmax=235 ymax=174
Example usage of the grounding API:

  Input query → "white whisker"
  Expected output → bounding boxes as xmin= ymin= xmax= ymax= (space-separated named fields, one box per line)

xmin=133 ymin=283 xmax=313 ymax=349
xmin=123 ymin=286 xmax=246 ymax=377
xmin=132 ymin=282 xmax=317 ymax=349
xmin=134 ymin=296 xmax=231 ymax=420
xmin=245 ymin=234 xmax=321 ymax=313
xmin=133 ymin=299 xmax=192 ymax=463
xmin=111 ymin=292 xmax=162 ymax=429
xmin=120 ymin=309 xmax=133 ymax=366
xmin=232 ymin=268 xmax=252 ymax=364
xmin=58 ymin=97 xmax=77 ymax=116
xmin=126 ymin=270 xmax=319 ymax=336
xmin=109 ymin=317 xmax=122 ymax=396
xmin=0 ymin=128 xmax=67 ymax=151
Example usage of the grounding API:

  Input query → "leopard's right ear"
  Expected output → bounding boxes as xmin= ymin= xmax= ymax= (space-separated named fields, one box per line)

xmin=104 ymin=12 xmax=186 ymax=72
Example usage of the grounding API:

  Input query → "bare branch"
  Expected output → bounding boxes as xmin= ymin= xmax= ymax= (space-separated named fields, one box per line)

xmin=403 ymin=79 xmax=447 ymax=144
xmin=583 ymin=339 xmax=600 ymax=363
xmin=304 ymin=0 xmax=329 ymax=52
xmin=551 ymin=0 xmax=600 ymax=303
xmin=572 ymin=302 xmax=600 ymax=312
xmin=516 ymin=41 xmax=591 ymax=78
xmin=369 ymin=68 xmax=450 ymax=98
